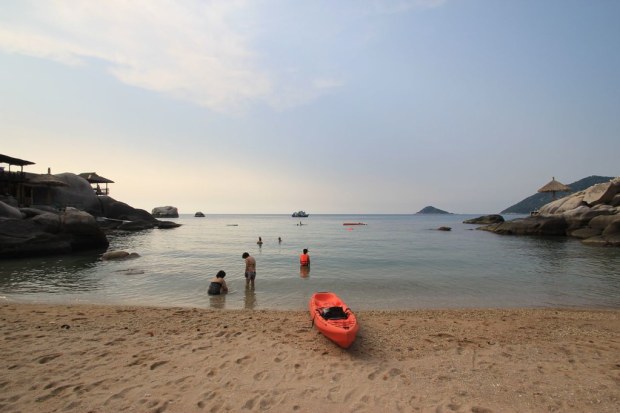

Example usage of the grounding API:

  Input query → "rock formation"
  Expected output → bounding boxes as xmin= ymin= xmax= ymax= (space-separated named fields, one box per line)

xmin=101 ymin=250 xmax=140 ymax=260
xmin=0 ymin=181 xmax=184 ymax=259
xmin=501 ymin=175 xmax=614 ymax=214
xmin=480 ymin=177 xmax=620 ymax=246
xmin=152 ymin=206 xmax=179 ymax=218
xmin=0 ymin=203 xmax=109 ymax=258
xmin=463 ymin=215 xmax=505 ymax=225
xmin=96 ymin=197 xmax=180 ymax=230
xmin=30 ymin=172 xmax=102 ymax=216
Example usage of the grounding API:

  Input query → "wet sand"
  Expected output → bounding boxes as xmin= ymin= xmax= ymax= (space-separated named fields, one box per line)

xmin=0 ymin=303 xmax=618 ymax=412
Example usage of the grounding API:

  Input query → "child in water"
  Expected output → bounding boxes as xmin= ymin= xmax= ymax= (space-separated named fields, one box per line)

xmin=207 ymin=270 xmax=228 ymax=295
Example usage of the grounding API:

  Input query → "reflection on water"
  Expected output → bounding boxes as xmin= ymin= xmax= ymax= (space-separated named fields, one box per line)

xmin=209 ymin=294 xmax=226 ymax=309
xmin=0 ymin=251 xmax=102 ymax=294
xmin=244 ymin=287 xmax=256 ymax=309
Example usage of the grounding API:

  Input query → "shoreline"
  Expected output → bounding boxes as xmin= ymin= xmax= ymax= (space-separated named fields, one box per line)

xmin=1 ymin=303 xmax=618 ymax=412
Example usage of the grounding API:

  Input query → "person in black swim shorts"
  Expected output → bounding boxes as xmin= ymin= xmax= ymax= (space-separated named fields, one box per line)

xmin=242 ymin=252 xmax=256 ymax=288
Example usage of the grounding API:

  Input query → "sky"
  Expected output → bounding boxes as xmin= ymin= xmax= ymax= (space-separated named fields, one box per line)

xmin=1 ymin=0 xmax=618 ymax=214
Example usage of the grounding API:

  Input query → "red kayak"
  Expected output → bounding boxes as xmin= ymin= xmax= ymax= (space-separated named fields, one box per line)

xmin=309 ymin=292 xmax=359 ymax=348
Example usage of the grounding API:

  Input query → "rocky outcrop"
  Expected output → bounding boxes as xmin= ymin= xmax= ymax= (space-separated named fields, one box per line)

xmin=0 ymin=201 xmax=23 ymax=219
xmin=463 ymin=215 xmax=505 ymax=225
xmin=501 ymin=175 xmax=614 ymax=214
xmin=481 ymin=177 xmax=620 ymax=246
xmin=96 ymin=197 xmax=180 ymax=230
xmin=152 ymin=206 xmax=179 ymax=218
xmin=0 ymin=203 xmax=109 ymax=258
xmin=480 ymin=216 xmax=569 ymax=236
xmin=195 ymin=212 xmax=205 ymax=217
xmin=99 ymin=197 xmax=157 ymax=222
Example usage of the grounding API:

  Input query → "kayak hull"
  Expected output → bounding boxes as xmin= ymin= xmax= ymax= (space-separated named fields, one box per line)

xmin=309 ymin=292 xmax=359 ymax=348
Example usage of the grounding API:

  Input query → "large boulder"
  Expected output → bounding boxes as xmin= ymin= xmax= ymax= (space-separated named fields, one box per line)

xmin=0 ymin=207 xmax=109 ymax=258
xmin=0 ymin=201 xmax=23 ymax=219
xmin=561 ymin=205 xmax=613 ymax=230
xmin=156 ymin=220 xmax=182 ymax=229
xmin=570 ymin=227 xmax=602 ymax=239
xmin=538 ymin=192 xmax=586 ymax=215
xmin=96 ymin=198 xmax=181 ymax=231
xmin=0 ymin=195 xmax=18 ymax=208
xmin=588 ymin=215 xmax=619 ymax=231
xmin=582 ymin=234 xmax=620 ymax=247
xmin=117 ymin=220 xmax=156 ymax=231
xmin=463 ymin=215 xmax=504 ymax=225
xmin=152 ymin=206 xmax=179 ymax=218
xmin=602 ymin=218 xmax=620 ymax=237
xmin=480 ymin=216 xmax=569 ymax=236
xmin=98 ymin=196 xmax=157 ymax=222
xmin=582 ymin=178 xmax=620 ymax=206
xmin=31 ymin=172 xmax=102 ymax=215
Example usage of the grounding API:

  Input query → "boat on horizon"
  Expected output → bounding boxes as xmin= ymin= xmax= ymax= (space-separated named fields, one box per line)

xmin=292 ymin=210 xmax=309 ymax=217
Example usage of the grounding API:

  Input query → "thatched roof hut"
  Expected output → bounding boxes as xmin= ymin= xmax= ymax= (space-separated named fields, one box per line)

xmin=0 ymin=154 xmax=35 ymax=170
xmin=78 ymin=172 xmax=115 ymax=184
xmin=79 ymin=172 xmax=114 ymax=195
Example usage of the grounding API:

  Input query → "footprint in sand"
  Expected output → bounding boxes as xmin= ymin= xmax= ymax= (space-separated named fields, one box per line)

xmin=37 ymin=353 xmax=62 ymax=364
xmin=253 ymin=371 xmax=268 ymax=381
xmin=367 ymin=368 xmax=382 ymax=380
xmin=236 ymin=355 xmax=251 ymax=365
xmin=149 ymin=361 xmax=168 ymax=370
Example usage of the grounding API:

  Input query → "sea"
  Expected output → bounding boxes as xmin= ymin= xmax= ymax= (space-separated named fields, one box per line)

xmin=1 ymin=214 xmax=619 ymax=311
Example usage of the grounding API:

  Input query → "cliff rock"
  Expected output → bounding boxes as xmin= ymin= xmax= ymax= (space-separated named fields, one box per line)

xmin=463 ymin=215 xmax=504 ymax=225
xmin=482 ymin=177 xmax=620 ymax=247
xmin=0 ymin=202 xmax=109 ymax=258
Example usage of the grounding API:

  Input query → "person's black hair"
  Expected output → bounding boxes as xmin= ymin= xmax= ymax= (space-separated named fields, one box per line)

xmin=242 ymin=252 xmax=249 ymax=258
xmin=216 ymin=270 xmax=226 ymax=278
xmin=303 ymin=248 xmax=308 ymax=254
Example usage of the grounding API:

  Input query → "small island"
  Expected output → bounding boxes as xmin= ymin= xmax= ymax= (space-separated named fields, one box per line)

xmin=416 ymin=206 xmax=452 ymax=215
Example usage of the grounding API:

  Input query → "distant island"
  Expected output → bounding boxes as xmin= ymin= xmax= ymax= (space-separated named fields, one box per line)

xmin=416 ymin=206 xmax=452 ymax=215
xmin=502 ymin=175 xmax=614 ymax=214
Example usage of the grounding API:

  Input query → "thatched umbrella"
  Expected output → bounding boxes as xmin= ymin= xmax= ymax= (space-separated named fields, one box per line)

xmin=538 ymin=177 xmax=571 ymax=200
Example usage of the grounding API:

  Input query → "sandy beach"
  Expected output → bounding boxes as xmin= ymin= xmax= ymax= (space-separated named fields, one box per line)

xmin=0 ymin=303 xmax=618 ymax=412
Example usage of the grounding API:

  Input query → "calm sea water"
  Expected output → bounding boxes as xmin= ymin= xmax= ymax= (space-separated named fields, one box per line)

xmin=1 ymin=214 xmax=619 ymax=310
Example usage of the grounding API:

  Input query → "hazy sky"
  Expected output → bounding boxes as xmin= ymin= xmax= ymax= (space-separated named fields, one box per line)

xmin=1 ymin=0 xmax=618 ymax=214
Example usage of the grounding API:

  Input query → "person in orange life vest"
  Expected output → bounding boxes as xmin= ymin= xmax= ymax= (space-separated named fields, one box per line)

xmin=299 ymin=248 xmax=310 ymax=266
